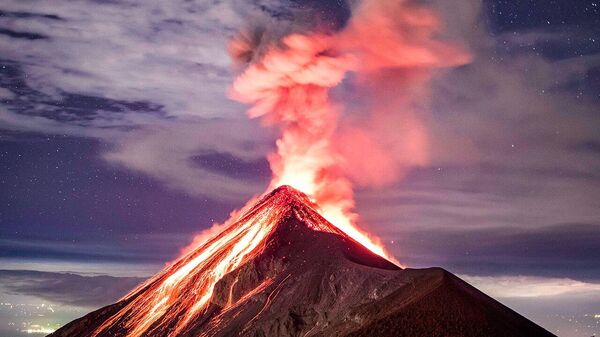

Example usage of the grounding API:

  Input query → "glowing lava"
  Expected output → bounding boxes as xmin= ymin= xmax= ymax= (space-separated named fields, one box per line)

xmin=91 ymin=186 xmax=372 ymax=337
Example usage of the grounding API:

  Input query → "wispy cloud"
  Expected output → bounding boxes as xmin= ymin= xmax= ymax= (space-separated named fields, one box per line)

xmin=0 ymin=1 xmax=239 ymax=117
xmin=462 ymin=274 xmax=600 ymax=298
xmin=364 ymin=222 xmax=600 ymax=281
xmin=0 ymin=0 xmax=281 ymax=201
xmin=0 ymin=270 xmax=144 ymax=307
xmin=0 ymin=233 xmax=189 ymax=264
xmin=102 ymin=118 xmax=272 ymax=200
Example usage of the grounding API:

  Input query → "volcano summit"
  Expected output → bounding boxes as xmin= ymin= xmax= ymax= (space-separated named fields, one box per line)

xmin=49 ymin=186 xmax=554 ymax=337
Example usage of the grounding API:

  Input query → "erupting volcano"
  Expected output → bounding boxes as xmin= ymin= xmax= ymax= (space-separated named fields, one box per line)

xmin=49 ymin=2 xmax=556 ymax=336
xmin=50 ymin=186 xmax=553 ymax=337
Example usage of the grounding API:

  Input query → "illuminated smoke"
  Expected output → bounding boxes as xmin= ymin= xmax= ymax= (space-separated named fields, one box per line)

xmin=230 ymin=0 xmax=469 ymax=260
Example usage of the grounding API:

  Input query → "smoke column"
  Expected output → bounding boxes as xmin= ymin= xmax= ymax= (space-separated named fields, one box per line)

xmin=229 ymin=0 xmax=470 ymax=260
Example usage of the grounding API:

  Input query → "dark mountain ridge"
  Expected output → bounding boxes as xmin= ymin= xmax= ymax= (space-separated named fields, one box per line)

xmin=49 ymin=186 xmax=555 ymax=337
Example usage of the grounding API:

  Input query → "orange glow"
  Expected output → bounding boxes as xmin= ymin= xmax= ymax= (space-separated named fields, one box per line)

xmin=91 ymin=186 xmax=360 ymax=337
xmin=230 ymin=32 xmax=398 ymax=264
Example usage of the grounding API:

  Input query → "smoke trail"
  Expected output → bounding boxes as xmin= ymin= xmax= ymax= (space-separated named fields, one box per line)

xmin=229 ymin=0 xmax=469 ymax=259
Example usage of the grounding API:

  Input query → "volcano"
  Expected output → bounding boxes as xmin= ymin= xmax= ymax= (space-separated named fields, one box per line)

xmin=49 ymin=186 xmax=554 ymax=337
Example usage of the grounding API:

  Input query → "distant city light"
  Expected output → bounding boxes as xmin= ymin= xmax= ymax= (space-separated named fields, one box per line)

xmin=22 ymin=325 xmax=56 ymax=334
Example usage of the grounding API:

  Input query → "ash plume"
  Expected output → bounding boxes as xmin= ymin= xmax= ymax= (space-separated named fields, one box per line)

xmin=229 ymin=0 xmax=470 ymax=259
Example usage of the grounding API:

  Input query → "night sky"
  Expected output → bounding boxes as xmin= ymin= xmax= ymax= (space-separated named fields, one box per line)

xmin=0 ymin=1 xmax=599 ymax=336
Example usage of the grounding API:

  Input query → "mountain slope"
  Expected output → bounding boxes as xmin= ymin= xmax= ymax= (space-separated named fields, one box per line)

xmin=49 ymin=186 xmax=555 ymax=337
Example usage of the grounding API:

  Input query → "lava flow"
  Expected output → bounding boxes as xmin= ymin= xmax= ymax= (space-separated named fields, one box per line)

xmin=55 ymin=186 xmax=555 ymax=337
xmin=90 ymin=186 xmax=376 ymax=337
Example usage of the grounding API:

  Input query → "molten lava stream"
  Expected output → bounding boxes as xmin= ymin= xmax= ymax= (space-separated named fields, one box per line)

xmin=91 ymin=185 xmax=397 ymax=337
xmin=93 ymin=187 xmax=356 ymax=337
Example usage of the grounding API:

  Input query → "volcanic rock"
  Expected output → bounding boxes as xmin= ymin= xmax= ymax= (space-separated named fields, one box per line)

xmin=49 ymin=185 xmax=555 ymax=337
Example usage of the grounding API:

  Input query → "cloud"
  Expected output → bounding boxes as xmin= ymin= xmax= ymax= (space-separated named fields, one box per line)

xmin=0 ymin=1 xmax=240 ymax=116
xmin=0 ymin=270 xmax=144 ymax=307
xmin=0 ymin=233 xmax=189 ymax=265
xmin=0 ymin=0 xmax=292 ymax=200
xmin=458 ymin=274 xmax=600 ymax=336
xmin=365 ymin=223 xmax=600 ymax=281
xmin=103 ymin=118 xmax=272 ymax=200
xmin=461 ymin=274 xmax=600 ymax=298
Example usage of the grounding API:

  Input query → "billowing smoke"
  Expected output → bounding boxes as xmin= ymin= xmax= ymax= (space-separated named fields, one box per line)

xmin=228 ymin=0 xmax=469 ymax=259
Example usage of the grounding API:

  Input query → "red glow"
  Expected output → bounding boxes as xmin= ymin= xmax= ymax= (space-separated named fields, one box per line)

xmin=92 ymin=187 xmax=356 ymax=337
xmin=230 ymin=32 xmax=395 ymax=262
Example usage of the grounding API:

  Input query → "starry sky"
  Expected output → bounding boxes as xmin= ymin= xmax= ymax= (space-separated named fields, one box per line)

xmin=0 ymin=0 xmax=599 ymax=336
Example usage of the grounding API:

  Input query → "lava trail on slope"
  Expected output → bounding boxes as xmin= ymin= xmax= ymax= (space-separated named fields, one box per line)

xmin=49 ymin=186 xmax=555 ymax=337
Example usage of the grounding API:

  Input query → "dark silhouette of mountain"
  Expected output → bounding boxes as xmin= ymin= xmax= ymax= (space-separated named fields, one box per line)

xmin=49 ymin=186 xmax=555 ymax=337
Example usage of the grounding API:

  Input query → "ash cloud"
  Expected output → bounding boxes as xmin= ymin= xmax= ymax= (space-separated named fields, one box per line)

xmin=231 ymin=0 xmax=471 ymax=192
